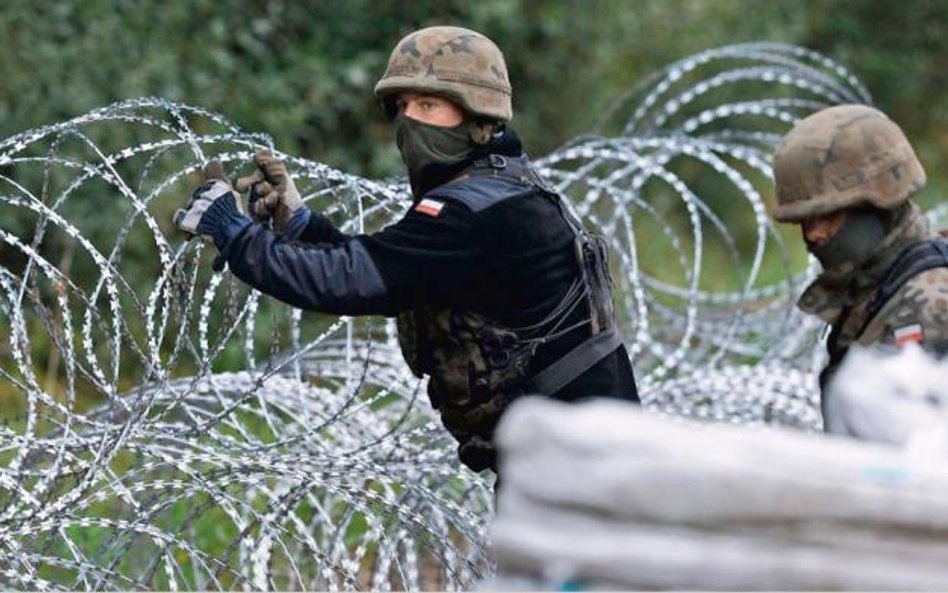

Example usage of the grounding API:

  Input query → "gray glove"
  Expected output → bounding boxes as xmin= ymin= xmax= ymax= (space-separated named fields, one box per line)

xmin=174 ymin=161 xmax=241 ymax=242
xmin=235 ymin=150 xmax=302 ymax=232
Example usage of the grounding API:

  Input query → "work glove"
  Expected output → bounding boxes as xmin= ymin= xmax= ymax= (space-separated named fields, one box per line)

xmin=174 ymin=161 xmax=251 ymax=271
xmin=174 ymin=161 xmax=239 ymax=239
xmin=235 ymin=150 xmax=306 ymax=235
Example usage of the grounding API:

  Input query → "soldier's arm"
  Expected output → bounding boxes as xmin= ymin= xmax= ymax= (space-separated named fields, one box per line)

xmin=294 ymin=210 xmax=352 ymax=246
xmin=874 ymin=269 xmax=948 ymax=355
xmin=217 ymin=198 xmax=485 ymax=316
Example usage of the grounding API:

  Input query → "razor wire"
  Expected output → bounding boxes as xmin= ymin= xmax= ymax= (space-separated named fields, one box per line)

xmin=0 ymin=43 xmax=910 ymax=590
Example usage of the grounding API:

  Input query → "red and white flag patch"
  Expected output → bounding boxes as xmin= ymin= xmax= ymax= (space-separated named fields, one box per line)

xmin=894 ymin=323 xmax=924 ymax=346
xmin=414 ymin=198 xmax=444 ymax=217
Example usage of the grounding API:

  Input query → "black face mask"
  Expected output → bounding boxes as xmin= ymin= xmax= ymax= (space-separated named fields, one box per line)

xmin=806 ymin=208 xmax=888 ymax=270
xmin=394 ymin=115 xmax=475 ymax=196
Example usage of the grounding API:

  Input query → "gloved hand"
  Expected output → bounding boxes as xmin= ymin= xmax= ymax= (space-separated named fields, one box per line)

xmin=174 ymin=161 xmax=241 ymax=241
xmin=174 ymin=161 xmax=251 ymax=271
xmin=235 ymin=150 xmax=304 ymax=233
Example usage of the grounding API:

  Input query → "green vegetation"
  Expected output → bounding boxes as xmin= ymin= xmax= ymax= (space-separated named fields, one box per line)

xmin=1 ymin=0 xmax=945 ymax=191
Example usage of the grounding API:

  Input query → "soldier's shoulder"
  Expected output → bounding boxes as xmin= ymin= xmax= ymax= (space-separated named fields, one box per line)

xmin=901 ymin=266 xmax=948 ymax=294
xmin=859 ymin=268 xmax=948 ymax=349
xmin=426 ymin=175 xmax=536 ymax=213
xmin=881 ymin=267 xmax=948 ymax=323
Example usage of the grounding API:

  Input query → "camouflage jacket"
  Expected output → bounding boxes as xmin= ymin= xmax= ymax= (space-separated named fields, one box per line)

xmin=798 ymin=201 xmax=948 ymax=392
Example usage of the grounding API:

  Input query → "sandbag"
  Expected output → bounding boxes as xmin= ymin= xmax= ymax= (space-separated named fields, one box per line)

xmin=825 ymin=344 xmax=948 ymax=454
xmin=488 ymin=396 xmax=948 ymax=590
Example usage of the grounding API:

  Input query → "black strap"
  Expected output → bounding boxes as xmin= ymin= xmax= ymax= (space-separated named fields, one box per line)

xmin=470 ymin=153 xmax=529 ymax=179
xmin=472 ymin=152 xmax=590 ymax=234
xmin=526 ymin=328 xmax=622 ymax=396
xmin=866 ymin=238 xmax=948 ymax=321
xmin=470 ymin=153 xmax=561 ymax=198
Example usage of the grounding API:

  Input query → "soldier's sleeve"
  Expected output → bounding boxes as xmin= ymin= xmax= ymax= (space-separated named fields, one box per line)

xmin=219 ymin=198 xmax=485 ymax=316
xmin=296 ymin=209 xmax=351 ymax=245
xmin=876 ymin=269 xmax=948 ymax=356
xmin=358 ymin=198 xmax=487 ymax=309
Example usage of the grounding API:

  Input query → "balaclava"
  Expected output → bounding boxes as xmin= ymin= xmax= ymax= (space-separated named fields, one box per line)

xmin=806 ymin=206 xmax=894 ymax=270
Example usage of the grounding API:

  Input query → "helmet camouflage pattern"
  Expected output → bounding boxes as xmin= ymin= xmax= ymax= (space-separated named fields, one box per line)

xmin=374 ymin=26 xmax=512 ymax=122
xmin=773 ymin=104 xmax=926 ymax=222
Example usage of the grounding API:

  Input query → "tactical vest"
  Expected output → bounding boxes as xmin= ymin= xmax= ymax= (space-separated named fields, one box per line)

xmin=396 ymin=154 xmax=621 ymax=471
xmin=820 ymin=237 xmax=948 ymax=418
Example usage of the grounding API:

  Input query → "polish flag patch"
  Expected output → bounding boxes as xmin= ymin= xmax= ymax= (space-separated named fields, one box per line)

xmin=414 ymin=198 xmax=444 ymax=217
xmin=894 ymin=323 xmax=924 ymax=346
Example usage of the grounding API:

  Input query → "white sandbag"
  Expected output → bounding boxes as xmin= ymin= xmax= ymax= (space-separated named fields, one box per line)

xmin=497 ymin=397 xmax=948 ymax=526
xmin=489 ymin=397 xmax=948 ymax=590
xmin=826 ymin=344 xmax=948 ymax=458
xmin=492 ymin=511 xmax=948 ymax=591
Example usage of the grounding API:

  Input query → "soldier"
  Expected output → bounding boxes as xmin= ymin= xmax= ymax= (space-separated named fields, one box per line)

xmin=772 ymin=104 xmax=948 ymax=425
xmin=174 ymin=26 xmax=640 ymax=477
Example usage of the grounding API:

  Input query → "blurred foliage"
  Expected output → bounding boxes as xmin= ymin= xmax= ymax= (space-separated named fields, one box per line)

xmin=1 ymin=0 xmax=946 ymax=190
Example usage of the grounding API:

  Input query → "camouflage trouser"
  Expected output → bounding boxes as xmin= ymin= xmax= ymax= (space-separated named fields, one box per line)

xmin=397 ymin=307 xmax=535 ymax=471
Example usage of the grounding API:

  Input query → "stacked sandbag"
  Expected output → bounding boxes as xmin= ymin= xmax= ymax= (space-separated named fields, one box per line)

xmin=826 ymin=344 xmax=948 ymax=454
xmin=488 ymin=396 xmax=948 ymax=590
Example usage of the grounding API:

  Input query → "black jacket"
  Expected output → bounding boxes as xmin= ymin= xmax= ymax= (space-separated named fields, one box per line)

xmin=211 ymin=130 xmax=639 ymax=408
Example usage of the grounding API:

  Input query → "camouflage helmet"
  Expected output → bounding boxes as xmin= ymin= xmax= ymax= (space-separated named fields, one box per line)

xmin=374 ymin=26 xmax=512 ymax=122
xmin=773 ymin=104 xmax=926 ymax=222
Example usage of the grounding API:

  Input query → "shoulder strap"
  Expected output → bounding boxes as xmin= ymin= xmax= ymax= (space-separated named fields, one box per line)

xmin=469 ymin=153 xmax=533 ymax=182
xmin=526 ymin=328 xmax=622 ymax=396
xmin=471 ymin=153 xmax=587 ymax=234
xmin=423 ymin=154 xmax=538 ymax=213
xmin=866 ymin=238 xmax=948 ymax=321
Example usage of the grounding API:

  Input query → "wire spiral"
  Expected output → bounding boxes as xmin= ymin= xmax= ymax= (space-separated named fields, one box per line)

xmin=0 ymin=44 xmax=884 ymax=589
